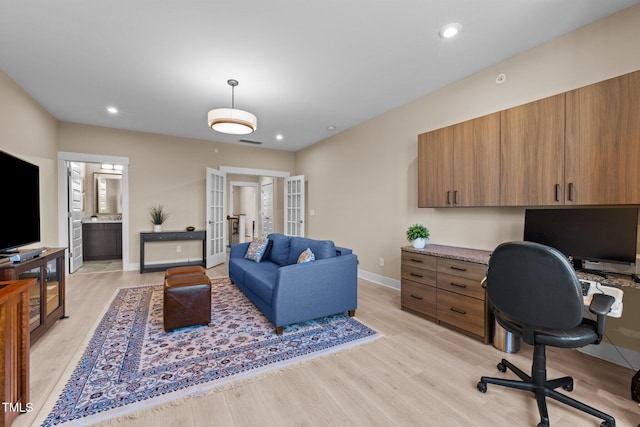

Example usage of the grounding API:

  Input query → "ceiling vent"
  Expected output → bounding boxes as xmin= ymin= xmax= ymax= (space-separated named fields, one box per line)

xmin=239 ymin=139 xmax=263 ymax=145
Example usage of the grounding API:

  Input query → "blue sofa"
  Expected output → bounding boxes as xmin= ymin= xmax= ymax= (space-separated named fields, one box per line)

xmin=228 ymin=233 xmax=358 ymax=334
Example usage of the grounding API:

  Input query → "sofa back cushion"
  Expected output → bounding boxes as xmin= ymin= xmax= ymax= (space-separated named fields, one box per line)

xmin=287 ymin=237 xmax=336 ymax=265
xmin=266 ymin=233 xmax=291 ymax=266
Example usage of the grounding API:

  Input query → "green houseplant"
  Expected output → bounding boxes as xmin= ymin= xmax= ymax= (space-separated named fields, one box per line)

xmin=149 ymin=204 xmax=170 ymax=232
xmin=406 ymin=224 xmax=429 ymax=249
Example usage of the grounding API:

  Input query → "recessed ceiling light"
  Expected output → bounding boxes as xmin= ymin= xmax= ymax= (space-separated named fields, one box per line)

xmin=106 ymin=106 xmax=118 ymax=114
xmin=276 ymin=134 xmax=284 ymax=141
xmin=439 ymin=23 xmax=462 ymax=39
xmin=327 ymin=125 xmax=337 ymax=131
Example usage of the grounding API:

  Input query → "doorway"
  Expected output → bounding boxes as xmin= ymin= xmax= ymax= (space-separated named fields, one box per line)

xmin=229 ymin=181 xmax=259 ymax=245
xmin=57 ymin=152 xmax=130 ymax=273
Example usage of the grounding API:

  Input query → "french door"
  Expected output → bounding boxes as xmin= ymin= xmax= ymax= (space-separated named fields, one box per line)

xmin=205 ymin=168 xmax=226 ymax=267
xmin=68 ymin=161 xmax=83 ymax=272
xmin=261 ymin=178 xmax=274 ymax=238
xmin=284 ymin=175 xmax=305 ymax=237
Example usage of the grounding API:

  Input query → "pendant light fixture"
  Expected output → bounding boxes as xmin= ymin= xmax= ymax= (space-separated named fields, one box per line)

xmin=208 ymin=79 xmax=257 ymax=135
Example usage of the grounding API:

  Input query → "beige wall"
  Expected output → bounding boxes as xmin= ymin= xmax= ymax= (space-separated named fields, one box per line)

xmin=0 ymin=70 xmax=59 ymax=249
xmin=57 ymin=123 xmax=296 ymax=264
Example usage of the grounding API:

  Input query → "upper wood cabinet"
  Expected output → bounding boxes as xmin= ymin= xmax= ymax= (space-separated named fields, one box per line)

xmin=418 ymin=127 xmax=453 ymax=207
xmin=565 ymin=70 xmax=640 ymax=205
xmin=500 ymin=94 xmax=565 ymax=206
xmin=418 ymin=113 xmax=500 ymax=207
xmin=418 ymin=69 xmax=640 ymax=208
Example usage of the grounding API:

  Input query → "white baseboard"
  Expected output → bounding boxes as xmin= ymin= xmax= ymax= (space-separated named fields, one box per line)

xmin=358 ymin=269 xmax=400 ymax=290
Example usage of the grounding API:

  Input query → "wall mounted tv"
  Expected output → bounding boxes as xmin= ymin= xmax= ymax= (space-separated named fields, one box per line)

xmin=523 ymin=207 xmax=639 ymax=266
xmin=0 ymin=150 xmax=40 ymax=254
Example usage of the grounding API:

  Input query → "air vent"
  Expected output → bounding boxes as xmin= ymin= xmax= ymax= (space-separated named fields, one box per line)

xmin=239 ymin=139 xmax=263 ymax=145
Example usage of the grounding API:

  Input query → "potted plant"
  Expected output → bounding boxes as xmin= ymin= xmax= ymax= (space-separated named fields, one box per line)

xmin=406 ymin=224 xmax=429 ymax=249
xmin=149 ymin=204 xmax=170 ymax=232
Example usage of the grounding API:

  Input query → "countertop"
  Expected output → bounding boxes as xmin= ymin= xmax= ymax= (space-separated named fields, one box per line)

xmin=402 ymin=244 xmax=639 ymax=290
xmin=402 ymin=244 xmax=492 ymax=265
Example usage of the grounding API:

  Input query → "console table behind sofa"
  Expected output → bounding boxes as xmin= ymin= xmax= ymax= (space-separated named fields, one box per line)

xmin=140 ymin=231 xmax=206 ymax=273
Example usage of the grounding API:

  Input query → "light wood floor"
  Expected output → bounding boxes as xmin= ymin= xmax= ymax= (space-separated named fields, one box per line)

xmin=15 ymin=263 xmax=640 ymax=427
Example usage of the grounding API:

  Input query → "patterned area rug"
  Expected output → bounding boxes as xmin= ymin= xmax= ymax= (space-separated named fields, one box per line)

xmin=42 ymin=277 xmax=377 ymax=426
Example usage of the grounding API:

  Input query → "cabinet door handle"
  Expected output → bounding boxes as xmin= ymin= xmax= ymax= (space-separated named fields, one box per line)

xmin=446 ymin=191 xmax=451 ymax=205
xmin=450 ymin=307 xmax=466 ymax=315
xmin=410 ymin=258 xmax=424 ymax=263
xmin=454 ymin=190 xmax=458 ymax=205
xmin=567 ymin=182 xmax=575 ymax=201
xmin=410 ymin=272 xmax=424 ymax=278
xmin=449 ymin=282 xmax=467 ymax=289
xmin=555 ymin=184 xmax=561 ymax=202
xmin=410 ymin=294 xmax=424 ymax=300
xmin=450 ymin=266 xmax=467 ymax=272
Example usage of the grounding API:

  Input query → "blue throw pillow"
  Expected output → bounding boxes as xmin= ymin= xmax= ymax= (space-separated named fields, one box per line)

xmin=244 ymin=238 xmax=269 ymax=262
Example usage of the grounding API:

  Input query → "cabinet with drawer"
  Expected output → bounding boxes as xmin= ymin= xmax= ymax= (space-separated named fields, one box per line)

xmin=436 ymin=258 xmax=488 ymax=342
xmin=401 ymin=247 xmax=490 ymax=343
xmin=400 ymin=251 xmax=437 ymax=319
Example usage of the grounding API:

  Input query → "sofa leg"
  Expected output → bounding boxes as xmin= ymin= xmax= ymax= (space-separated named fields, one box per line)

xmin=275 ymin=326 xmax=284 ymax=335
xmin=348 ymin=310 xmax=356 ymax=317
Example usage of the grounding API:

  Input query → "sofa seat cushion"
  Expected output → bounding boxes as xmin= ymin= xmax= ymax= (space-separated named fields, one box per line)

xmin=287 ymin=237 xmax=336 ymax=265
xmin=241 ymin=261 xmax=280 ymax=304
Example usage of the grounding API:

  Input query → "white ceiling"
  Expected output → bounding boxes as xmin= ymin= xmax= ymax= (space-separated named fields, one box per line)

xmin=1 ymin=0 xmax=638 ymax=151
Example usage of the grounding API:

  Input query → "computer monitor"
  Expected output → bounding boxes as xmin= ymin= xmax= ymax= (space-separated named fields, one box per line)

xmin=523 ymin=207 xmax=639 ymax=266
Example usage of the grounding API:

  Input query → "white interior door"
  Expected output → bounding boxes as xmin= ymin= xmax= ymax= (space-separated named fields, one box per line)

xmin=206 ymin=167 xmax=226 ymax=267
xmin=68 ymin=161 xmax=83 ymax=272
xmin=261 ymin=179 xmax=274 ymax=238
xmin=284 ymin=175 xmax=305 ymax=237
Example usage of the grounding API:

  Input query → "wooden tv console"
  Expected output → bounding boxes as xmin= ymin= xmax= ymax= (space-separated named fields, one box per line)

xmin=0 ymin=248 xmax=66 ymax=344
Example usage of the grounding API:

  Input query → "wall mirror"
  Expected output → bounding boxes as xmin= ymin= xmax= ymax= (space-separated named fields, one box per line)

xmin=94 ymin=173 xmax=123 ymax=214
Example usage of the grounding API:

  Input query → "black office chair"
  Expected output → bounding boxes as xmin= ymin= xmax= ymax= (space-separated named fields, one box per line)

xmin=477 ymin=241 xmax=616 ymax=427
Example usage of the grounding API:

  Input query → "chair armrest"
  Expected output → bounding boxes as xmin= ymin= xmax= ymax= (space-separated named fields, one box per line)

xmin=589 ymin=294 xmax=615 ymax=316
xmin=589 ymin=293 xmax=615 ymax=343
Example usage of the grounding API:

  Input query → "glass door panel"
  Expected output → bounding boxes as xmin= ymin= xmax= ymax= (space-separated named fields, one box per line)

xmin=45 ymin=258 xmax=61 ymax=315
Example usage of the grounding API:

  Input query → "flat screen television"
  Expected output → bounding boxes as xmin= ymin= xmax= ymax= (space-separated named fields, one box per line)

xmin=0 ymin=150 xmax=40 ymax=254
xmin=523 ymin=207 xmax=639 ymax=266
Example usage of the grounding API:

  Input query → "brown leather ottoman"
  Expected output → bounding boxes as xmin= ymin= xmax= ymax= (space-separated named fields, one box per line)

xmin=163 ymin=274 xmax=211 ymax=332
xmin=164 ymin=265 xmax=206 ymax=278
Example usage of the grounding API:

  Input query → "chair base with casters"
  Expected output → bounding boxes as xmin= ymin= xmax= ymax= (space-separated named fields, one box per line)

xmin=477 ymin=343 xmax=615 ymax=427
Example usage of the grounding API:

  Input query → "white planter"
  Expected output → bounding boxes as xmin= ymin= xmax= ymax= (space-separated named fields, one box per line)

xmin=153 ymin=224 xmax=162 ymax=232
xmin=412 ymin=238 xmax=427 ymax=249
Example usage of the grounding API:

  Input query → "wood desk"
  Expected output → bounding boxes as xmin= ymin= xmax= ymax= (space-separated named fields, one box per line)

xmin=0 ymin=279 xmax=34 ymax=427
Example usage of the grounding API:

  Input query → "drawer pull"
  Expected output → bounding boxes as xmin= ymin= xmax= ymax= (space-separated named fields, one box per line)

xmin=410 ymin=258 xmax=424 ymax=263
xmin=449 ymin=282 xmax=467 ymax=289
xmin=450 ymin=307 xmax=466 ymax=315
xmin=410 ymin=273 xmax=424 ymax=278
xmin=410 ymin=294 xmax=424 ymax=301
xmin=450 ymin=266 xmax=467 ymax=272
